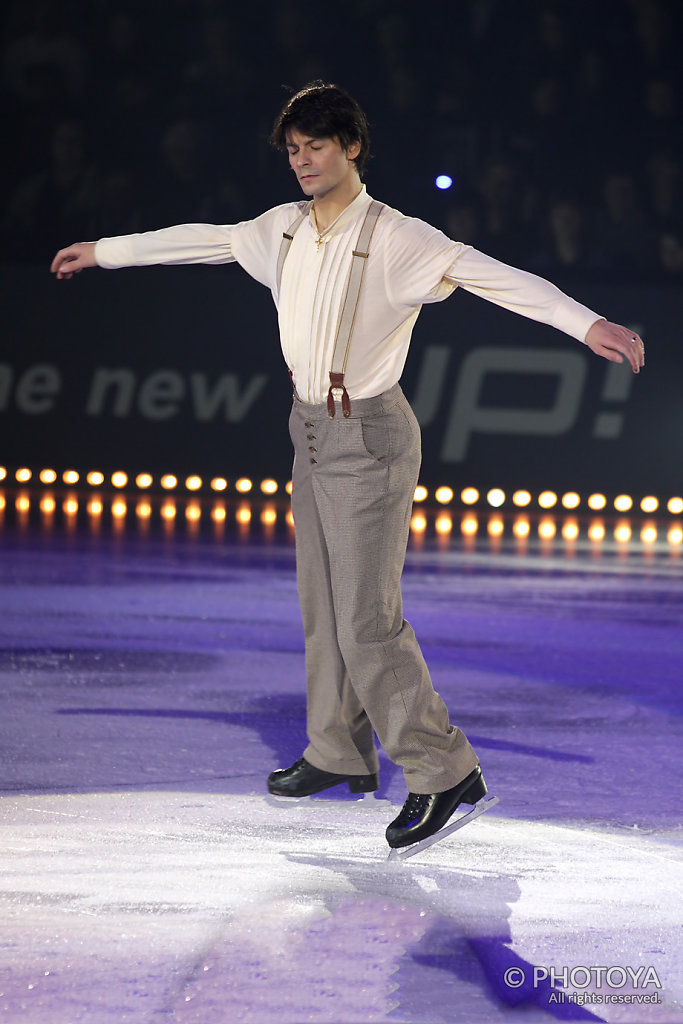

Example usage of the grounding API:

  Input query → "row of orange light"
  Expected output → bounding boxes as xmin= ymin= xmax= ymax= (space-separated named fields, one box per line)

xmin=413 ymin=512 xmax=683 ymax=546
xmin=5 ymin=493 xmax=287 ymax=528
xmin=4 ymin=493 xmax=682 ymax=546
xmin=422 ymin=486 xmax=683 ymax=516
xmin=2 ymin=466 xmax=284 ymax=497
xmin=2 ymin=467 xmax=682 ymax=515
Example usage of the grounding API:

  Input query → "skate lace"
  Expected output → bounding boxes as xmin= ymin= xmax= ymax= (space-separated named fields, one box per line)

xmin=396 ymin=792 xmax=431 ymax=826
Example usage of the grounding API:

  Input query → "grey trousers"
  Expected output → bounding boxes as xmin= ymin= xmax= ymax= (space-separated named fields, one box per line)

xmin=289 ymin=383 xmax=478 ymax=794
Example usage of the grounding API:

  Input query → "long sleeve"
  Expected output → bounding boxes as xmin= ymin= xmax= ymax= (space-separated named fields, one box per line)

xmin=443 ymin=247 xmax=603 ymax=343
xmin=95 ymin=223 xmax=236 ymax=269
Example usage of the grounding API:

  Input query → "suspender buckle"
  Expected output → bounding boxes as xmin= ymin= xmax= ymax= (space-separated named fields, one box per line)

xmin=327 ymin=372 xmax=351 ymax=418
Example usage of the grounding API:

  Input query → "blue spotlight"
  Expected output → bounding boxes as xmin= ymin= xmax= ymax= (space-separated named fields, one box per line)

xmin=435 ymin=174 xmax=453 ymax=190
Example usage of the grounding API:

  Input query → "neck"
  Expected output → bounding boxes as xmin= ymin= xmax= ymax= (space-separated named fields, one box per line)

xmin=313 ymin=178 xmax=363 ymax=232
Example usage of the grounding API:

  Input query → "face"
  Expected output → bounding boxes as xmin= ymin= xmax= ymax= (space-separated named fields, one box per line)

xmin=285 ymin=129 xmax=361 ymax=199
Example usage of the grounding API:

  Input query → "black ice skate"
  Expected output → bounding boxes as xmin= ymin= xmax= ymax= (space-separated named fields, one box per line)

xmin=386 ymin=766 xmax=499 ymax=861
xmin=267 ymin=757 xmax=379 ymax=798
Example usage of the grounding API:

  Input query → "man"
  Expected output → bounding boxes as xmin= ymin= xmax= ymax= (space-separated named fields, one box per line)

xmin=51 ymin=82 xmax=644 ymax=851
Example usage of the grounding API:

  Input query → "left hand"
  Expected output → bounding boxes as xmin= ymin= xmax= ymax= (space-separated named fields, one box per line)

xmin=585 ymin=320 xmax=645 ymax=374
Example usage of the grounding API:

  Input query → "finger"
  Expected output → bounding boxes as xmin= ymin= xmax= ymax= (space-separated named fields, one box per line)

xmin=630 ymin=333 xmax=645 ymax=370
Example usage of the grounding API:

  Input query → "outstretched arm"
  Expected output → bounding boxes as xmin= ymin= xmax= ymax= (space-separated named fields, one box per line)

xmin=51 ymin=223 xmax=237 ymax=279
xmin=51 ymin=241 xmax=97 ymax=279
xmin=443 ymin=247 xmax=645 ymax=374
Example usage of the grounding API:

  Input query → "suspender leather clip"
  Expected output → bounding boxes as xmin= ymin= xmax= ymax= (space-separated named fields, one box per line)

xmin=327 ymin=372 xmax=350 ymax=418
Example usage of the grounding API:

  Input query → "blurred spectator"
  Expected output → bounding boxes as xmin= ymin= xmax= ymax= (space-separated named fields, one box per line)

xmin=474 ymin=158 xmax=537 ymax=265
xmin=3 ymin=118 xmax=99 ymax=257
xmin=91 ymin=168 xmax=144 ymax=238
xmin=530 ymin=197 xmax=606 ymax=279
xmin=657 ymin=229 xmax=683 ymax=277
xmin=596 ymin=171 xmax=656 ymax=277
xmin=145 ymin=118 xmax=219 ymax=223
xmin=2 ymin=0 xmax=86 ymax=106
xmin=645 ymin=152 xmax=682 ymax=229
xmin=446 ymin=196 xmax=481 ymax=248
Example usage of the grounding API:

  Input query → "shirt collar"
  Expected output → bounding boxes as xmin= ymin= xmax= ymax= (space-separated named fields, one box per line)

xmin=306 ymin=185 xmax=372 ymax=241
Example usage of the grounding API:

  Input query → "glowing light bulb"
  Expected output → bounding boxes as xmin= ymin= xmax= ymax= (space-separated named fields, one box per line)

xmin=261 ymin=479 xmax=278 ymax=495
xmin=512 ymin=490 xmax=531 ymax=507
xmin=414 ymin=486 xmax=428 ymax=503
xmin=539 ymin=519 xmax=556 ymax=540
xmin=435 ymin=486 xmax=454 ymax=504
xmin=435 ymin=174 xmax=453 ymax=190
xmin=513 ymin=518 xmax=530 ymax=539
xmin=435 ymin=515 xmax=452 ymax=534
xmin=562 ymin=521 xmax=579 ymax=541
xmin=486 ymin=488 xmax=505 ymax=508
xmin=614 ymin=494 xmax=633 ymax=512
xmin=461 ymin=487 xmax=479 ymax=505
xmin=461 ymin=515 xmax=478 ymax=536
xmin=615 ymin=523 xmax=631 ymax=543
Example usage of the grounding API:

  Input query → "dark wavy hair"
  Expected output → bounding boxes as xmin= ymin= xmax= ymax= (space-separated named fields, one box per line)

xmin=270 ymin=81 xmax=371 ymax=177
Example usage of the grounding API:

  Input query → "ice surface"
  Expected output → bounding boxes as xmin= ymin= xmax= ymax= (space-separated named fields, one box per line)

xmin=1 ymin=516 xmax=681 ymax=1022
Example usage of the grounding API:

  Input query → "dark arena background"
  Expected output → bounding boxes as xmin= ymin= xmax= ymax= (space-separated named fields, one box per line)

xmin=1 ymin=3 xmax=682 ymax=1023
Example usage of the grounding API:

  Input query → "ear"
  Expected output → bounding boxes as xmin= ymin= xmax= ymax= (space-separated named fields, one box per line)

xmin=346 ymin=139 xmax=361 ymax=162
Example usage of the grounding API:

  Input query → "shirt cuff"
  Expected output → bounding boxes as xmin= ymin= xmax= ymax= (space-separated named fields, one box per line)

xmin=95 ymin=236 xmax=136 ymax=269
xmin=553 ymin=300 xmax=604 ymax=343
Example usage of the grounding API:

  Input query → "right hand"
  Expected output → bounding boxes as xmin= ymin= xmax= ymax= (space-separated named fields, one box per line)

xmin=51 ymin=241 xmax=98 ymax=279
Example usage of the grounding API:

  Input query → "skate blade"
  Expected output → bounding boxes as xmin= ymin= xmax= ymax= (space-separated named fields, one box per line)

xmin=387 ymin=794 xmax=500 ymax=861
xmin=265 ymin=792 xmax=388 ymax=809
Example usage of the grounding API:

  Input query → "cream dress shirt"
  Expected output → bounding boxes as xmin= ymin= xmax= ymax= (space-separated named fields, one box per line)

xmin=95 ymin=186 xmax=602 ymax=405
